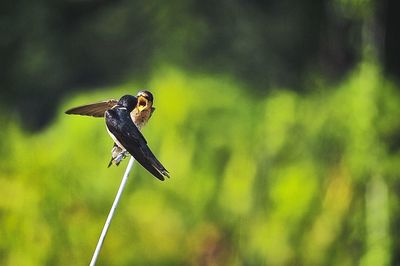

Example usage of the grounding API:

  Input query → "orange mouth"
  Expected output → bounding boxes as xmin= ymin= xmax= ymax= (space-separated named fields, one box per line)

xmin=137 ymin=96 xmax=151 ymax=111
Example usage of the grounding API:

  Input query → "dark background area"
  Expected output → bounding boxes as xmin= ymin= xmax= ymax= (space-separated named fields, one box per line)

xmin=2 ymin=0 xmax=397 ymax=130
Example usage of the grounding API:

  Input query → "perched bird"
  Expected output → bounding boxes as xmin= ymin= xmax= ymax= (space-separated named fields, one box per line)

xmin=65 ymin=90 xmax=156 ymax=166
xmin=130 ymin=90 xmax=156 ymax=130
xmin=105 ymin=95 xmax=169 ymax=181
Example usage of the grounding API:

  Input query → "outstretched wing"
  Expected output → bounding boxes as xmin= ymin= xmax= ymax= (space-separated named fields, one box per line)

xmin=105 ymin=109 xmax=170 ymax=181
xmin=65 ymin=99 xmax=118 ymax=117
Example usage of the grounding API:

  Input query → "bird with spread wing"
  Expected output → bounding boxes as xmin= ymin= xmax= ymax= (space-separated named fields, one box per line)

xmin=65 ymin=91 xmax=169 ymax=181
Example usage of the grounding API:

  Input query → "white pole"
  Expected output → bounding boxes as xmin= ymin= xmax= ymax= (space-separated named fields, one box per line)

xmin=89 ymin=156 xmax=135 ymax=266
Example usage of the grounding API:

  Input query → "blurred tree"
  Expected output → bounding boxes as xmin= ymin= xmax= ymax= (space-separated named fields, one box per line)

xmin=383 ymin=0 xmax=400 ymax=81
xmin=0 ymin=0 xmax=388 ymax=130
xmin=1 ymin=64 xmax=399 ymax=265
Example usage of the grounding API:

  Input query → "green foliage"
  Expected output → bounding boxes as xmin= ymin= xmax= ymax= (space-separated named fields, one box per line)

xmin=0 ymin=63 xmax=399 ymax=265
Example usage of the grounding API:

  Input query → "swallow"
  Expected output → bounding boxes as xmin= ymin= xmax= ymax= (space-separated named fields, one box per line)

xmin=65 ymin=90 xmax=156 ymax=166
xmin=65 ymin=90 xmax=155 ymax=128
xmin=105 ymin=95 xmax=169 ymax=181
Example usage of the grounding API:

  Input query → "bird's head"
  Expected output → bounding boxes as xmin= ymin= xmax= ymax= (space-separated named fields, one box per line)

xmin=118 ymin=95 xmax=137 ymax=112
xmin=136 ymin=90 xmax=154 ymax=111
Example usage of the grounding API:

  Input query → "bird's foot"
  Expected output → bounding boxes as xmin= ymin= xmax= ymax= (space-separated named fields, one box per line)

xmin=114 ymin=150 xmax=129 ymax=165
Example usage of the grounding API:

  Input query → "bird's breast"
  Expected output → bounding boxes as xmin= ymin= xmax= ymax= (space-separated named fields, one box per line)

xmin=131 ymin=108 xmax=152 ymax=130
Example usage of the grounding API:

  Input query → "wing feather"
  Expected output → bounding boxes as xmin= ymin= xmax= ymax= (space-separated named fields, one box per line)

xmin=65 ymin=100 xmax=118 ymax=117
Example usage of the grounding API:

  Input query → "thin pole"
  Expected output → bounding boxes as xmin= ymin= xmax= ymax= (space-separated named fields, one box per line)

xmin=89 ymin=156 xmax=135 ymax=266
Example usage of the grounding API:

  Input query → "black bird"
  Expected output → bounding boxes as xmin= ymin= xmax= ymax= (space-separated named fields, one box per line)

xmin=64 ymin=91 xmax=155 ymax=128
xmin=65 ymin=90 xmax=156 ymax=167
xmin=105 ymin=95 xmax=170 ymax=181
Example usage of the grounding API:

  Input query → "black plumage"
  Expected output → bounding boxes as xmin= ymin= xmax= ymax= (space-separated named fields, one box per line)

xmin=105 ymin=95 xmax=169 ymax=181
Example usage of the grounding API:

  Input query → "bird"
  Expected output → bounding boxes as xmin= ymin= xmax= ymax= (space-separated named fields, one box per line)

xmin=65 ymin=90 xmax=155 ymax=128
xmin=105 ymin=95 xmax=170 ymax=181
xmin=65 ymin=90 xmax=156 ymax=166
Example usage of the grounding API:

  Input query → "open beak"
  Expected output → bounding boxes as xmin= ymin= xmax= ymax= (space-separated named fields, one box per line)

xmin=137 ymin=95 xmax=151 ymax=111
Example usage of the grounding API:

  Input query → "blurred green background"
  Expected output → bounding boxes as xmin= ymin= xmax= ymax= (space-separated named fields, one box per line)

xmin=1 ymin=0 xmax=400 ymax=265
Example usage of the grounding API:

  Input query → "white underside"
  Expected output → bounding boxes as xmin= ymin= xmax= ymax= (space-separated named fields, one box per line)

xmin=106 ymin=126 xmax=125 ymax=150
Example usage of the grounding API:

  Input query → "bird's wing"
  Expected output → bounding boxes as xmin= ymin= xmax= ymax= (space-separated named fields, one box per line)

xmin=105 ymin=109 xmax=170 ymax=181
xmin=65 ymin=99 xmax=118 ymax=117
